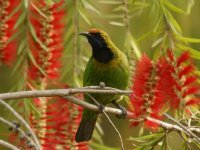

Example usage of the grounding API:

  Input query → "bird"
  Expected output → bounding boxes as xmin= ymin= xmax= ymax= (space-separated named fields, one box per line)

xmin=75 ymin=29 xmax=130 ymax=142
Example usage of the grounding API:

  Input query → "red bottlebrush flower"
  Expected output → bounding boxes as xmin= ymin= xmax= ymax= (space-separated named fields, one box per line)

xmin=130 ymin=54 xmax=153 ymax=118
xmin=0 ymin=0 xmax=20 ymax=65
xmin=27 ymin=0 xmax=65 ymax=82
xmin=185 ymin=98 xmax=200 ymax=106
xmin=183 ymin=76 xmax=197 ymax=86
xmin=160 ymin=50 xmax=200 ymax=111
xmin=167 ymin=49 xmax=174 ymax=61
xmin=30 ymin=97 xmax=89 ymax=150
xmin=183 ymin=86 xmax=199 ymax=97
xmin=129 ymin=50 xmax=199 ymax=128
xmin=178 ymin=64 xmax=195 ymax=78
xmin=8 ymin=130 xmax=33 ymax=150
xmin=177 ymin=51 xmax=190 ymax=67
xmin=129 ymin=54 xmax=166 ymax=128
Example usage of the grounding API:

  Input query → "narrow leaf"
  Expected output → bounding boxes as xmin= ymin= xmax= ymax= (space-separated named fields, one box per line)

xmin=82 ymin=1 xmax=101 ymax=15
xmin=78 ymin=8 xmax=92 ymax=26
xmin=163 ymin=0 xmax=185 ymax=14
xmin=99 ymin=0 xmax=122 ymax=5
xmin=109 ymin=21 xmax=125 ymax=26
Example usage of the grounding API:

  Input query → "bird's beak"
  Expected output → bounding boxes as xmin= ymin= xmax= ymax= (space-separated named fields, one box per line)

xmin=79 ymin=32 xmax=93 ymax=38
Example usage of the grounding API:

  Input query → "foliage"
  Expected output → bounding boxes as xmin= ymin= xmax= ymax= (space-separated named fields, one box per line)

xmin=0 ymin=0 xmax=199 ymax=150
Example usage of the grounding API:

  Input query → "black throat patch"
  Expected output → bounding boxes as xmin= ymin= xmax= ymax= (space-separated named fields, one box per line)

xmin=92 ymin=46 xmax=113 ymax=63
xmin=87 ymin=33 xmax=114 ymax=63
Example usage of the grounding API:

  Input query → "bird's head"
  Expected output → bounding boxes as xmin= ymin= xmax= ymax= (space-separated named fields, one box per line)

xmin=80 ymin=29 xmax=115 ymax=63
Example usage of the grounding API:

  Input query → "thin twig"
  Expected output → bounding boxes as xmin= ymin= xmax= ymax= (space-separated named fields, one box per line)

xmin=0 ymin=117 xmax=37 ymax=149
xmin=0 ymin=139 xmax=20 ymax=150
xmin=188 ymin=127 xmax=200 ymax=133
xmin=164 ymin=113 xmax=200 ymax=143
xmin=180 ymin=133 xmax=192 ymax=150
xmin=86 ymin=94 xmax=125 ymax=150
xmin=0 ymin=99 xmax=41 ymax=150
xmin=103 ymin=111 xmax=125 ymax=150
xmin=146 ymin=117 xmax=187 ymax=135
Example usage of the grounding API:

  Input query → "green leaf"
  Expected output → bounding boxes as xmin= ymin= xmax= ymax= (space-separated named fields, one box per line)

xmin=26 ymin=100 xmax=41 ymax=117
xmin=98 ymin=14 xmax=124 ymax=19
xmin=28 ymin=50 xmax=46 ymax=76
xmin=82 ymin=1 xmax=101 ymax=15
xmin=30 ymin=2 xmax=48 ymax=19
xmin=152 ymin=16 xmax=162 ymax=33
xmin=136 ymin=31 xmax=153 ymax=42
xmin=6 ymin=29 xmax=21 ymax=44
xmin=163 ymin=0 xmax=185 ymax=14
xmin=152 ymin=36 xmax=164 ymax=48
xmin=14 ymin=12 xmax=27 ymax=29
xmin=129 ymin=132 xmax=165 ymax=150
xmin=129 ymin=133 xmax=164 ymax=142
xmin=17 ymin=39 xmax=26 ymax=55
xmin=186 ymin=0 xmax=194 ymax=15
xmin=63 ymin=22 xmax=74 ymax=42
xmin=11 ymin=55 xmax=25 ymax=76
xmin=176 ymin=44 xmax=200 ymax=60
xmin=165 ymin=9 xmax=182 ymax=34
xmin=78 ymin=8 xmax=92 ymax=26
xmin=29 ymin=23 xmax=49 ymax=52
xmin=127 ymin=33 xmax=141 ymax=59
xmin=179 ymin=37 xmax=200 ymax=43
xmin=6 ymin=2 xmax=23 ymax=22
xmin=113 ymin=5 xmax=125 ymax=12
xmin=109 ymin=21 xmax=125 ymax=26
xmin=99 ymin=0 xmax=122 ymax=5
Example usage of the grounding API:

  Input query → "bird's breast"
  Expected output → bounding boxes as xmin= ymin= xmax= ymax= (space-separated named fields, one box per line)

xmin=85 ymin=58 xmax=129 ymax=104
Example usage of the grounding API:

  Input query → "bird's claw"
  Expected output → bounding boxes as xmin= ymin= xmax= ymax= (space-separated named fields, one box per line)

xmin=116 ymin=106 xmax=127 ymax=119
xmin=112 ymin=101 xmax=127 ymax=119
xmin=98 ymin=104 xmax=105 ymax=113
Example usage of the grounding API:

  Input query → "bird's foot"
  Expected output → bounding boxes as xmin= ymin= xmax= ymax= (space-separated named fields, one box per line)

xmin=117 ymin=106 xmax=127 ymax=119
xmin=98 ymin=103 xmax=105 ymax=113
xmin=112 ymin=101 xmax=127 ymax=119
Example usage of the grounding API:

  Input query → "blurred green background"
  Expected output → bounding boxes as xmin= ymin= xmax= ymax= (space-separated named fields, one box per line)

xmin=0 ymin=0 xmax=199 ymax=149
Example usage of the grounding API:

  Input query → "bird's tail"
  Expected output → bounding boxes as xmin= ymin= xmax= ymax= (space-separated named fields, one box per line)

xmin=75 ymin=110 xmax=98 ymax=142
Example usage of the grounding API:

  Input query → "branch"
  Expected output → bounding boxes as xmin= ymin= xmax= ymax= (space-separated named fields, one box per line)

xmin=0 ymin=100 xmax=41 ymax=150
xmin=0 ymin=139 xmax=20 ymax=150
xmin=164 ymin=113 xmax=200 ymax=143
xmin=0 ymin=87 xmax=199 ymax=143
xmin=0 ymin=117 xmax=37 ymax=149
xmin=0 ymin=86 xmax=131 ymax=100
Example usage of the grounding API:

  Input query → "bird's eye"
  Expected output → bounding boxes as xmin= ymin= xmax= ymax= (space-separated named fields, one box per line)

xmin=90 ymin=33 xmax=100 ymax=37
xmin=89 ymin=32 xmax=105 ymax=46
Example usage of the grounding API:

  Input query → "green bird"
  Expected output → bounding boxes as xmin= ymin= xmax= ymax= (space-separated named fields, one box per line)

xmin=75 ymin=29 xmax=130 ymax=142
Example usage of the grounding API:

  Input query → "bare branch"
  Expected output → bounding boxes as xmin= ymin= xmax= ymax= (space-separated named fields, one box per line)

xmin=0 ymin=87 xmax=199 ymax=145
xmin=0 ymin=99 xmax=41 ymax=150
xmin=0 ymin=86 xmax=131 ymax=100
xmin=164 ymin=113 xmax=200 ymax=143
xmin=0 ymin=117 xmax=37 ymax=149
xmin=0 ymin=139 xmax=20 ymax=150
